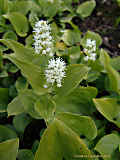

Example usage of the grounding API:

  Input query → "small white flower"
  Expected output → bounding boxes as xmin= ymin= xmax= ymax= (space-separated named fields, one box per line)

xmin=45 ymin=58 xmax=66 ymax=87
xmin=43 ymin=84 xmax=48 ymax=88
xmin=84 ymin=39 xmax=97 ymax=61
xmin=33 ymin=20 xmax=54 ymax=56
xmin=84 ymin=56 xmax=89 ymax=61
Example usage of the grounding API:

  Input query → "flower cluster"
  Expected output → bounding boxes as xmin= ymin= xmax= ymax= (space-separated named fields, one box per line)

xmin=33 ymin=20 xmax=54 ymax=56
xmin=45 ymin=58 xmax=66 ymax=87
xmin=83 ymin=39 xmax=97 ymax=61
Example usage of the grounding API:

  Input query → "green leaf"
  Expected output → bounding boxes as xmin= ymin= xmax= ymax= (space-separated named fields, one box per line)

xmin=81 ymin=31 xmax=102 ymax=48
xmin=57 ymin=113 xmax=97 ymax=140
xmin=77 ymin=0 xmax=96 ymax=18
xmin=55 ymin=64 xmax=89 ymax=97
xmin=0 ymin=0 xmax=8 ymax=15
xmin=32 ymin=140 xmax=39 ymax=154
xmin=0 ymin=39 xmax=50 ymax=78
xmin=110 ymin=56 xmax=120 ymax=71
xmin=7 ymin=94 xmax=25 ymax=116
xmin=13 ymin=113 xmax=32 ymax=133
xmin=0 ymin=88 xmax=9 ymax=112
xmin=38 ymin=0 xmax=61 ymax=18
xmin=100 ymin=49 xmax=120 ymax=93
xmin=0 ymin=50 xmax=3 ymax=69
xmin=3 ymin=12 xmax=29 ymax=37
xmin=5 ymin=62 xmax=19 ymax=73
xmin=62 ymin=29 xmax=81 ymax=46
xmin=93 ymin=98 xmax=120 ymax=128
xmin=55 ymin=86 xmax=97 ymax=115
xmin=17 ymin=149 xmax=34 ymax=160
xmin=8 ymin=90 xmax=41 ymax=119
xmin=117 ymin=0 xmax=120 ymax=6
xmin=0 ymin=88 xmax=9 ymax=105
xmin=15 ymin=77 xmax=28 ymax=93
xmin=4 ymin=55 xmax=47 ymax=94
xmin=34 ymin=119 xmax=92 ymax=160
xmin=0 ymin=138 xmax=19 ymax=160
xmin=0 ymin=125 xmax=17 ymax=142
xmin=95 ymin=134 xmax=120 ymax=160
xmin=87 ymin=71 xmax=100 ymax=82
xmin=35 ymin=96 xmax=56 ymax=123
xmin=68 ymin=46 xmax=81 ymax=64
xmin=0 ymin=39 xmax=35 ymax=62
xmin=8 ymin=1 xmax=32 ymax=15
xmin=0 ymin=39 xmax=50 ymax=68
xmin=2 ymin=31 xmax=17 ymax=41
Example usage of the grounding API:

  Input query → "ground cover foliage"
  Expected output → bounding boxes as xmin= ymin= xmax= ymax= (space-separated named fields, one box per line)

xmin=0 ymin=0 xmax=120 ymax=160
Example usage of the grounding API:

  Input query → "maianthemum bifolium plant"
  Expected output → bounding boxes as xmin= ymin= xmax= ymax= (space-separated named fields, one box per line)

xmin=0 ymin=0 xmax=120 ymax=160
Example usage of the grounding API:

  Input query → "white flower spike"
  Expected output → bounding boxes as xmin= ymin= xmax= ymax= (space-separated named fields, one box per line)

xmin=33 ymin=20 xmax=54 ymax=56
xmin=45 ymin=58 xmax=66 ymax=87
xmin=84 ymin=39 xmax=97 ymax=61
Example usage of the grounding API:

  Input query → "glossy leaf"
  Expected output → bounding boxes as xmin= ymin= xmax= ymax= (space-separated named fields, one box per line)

xmin=55 ymin=64 xmax=89 ymax=97
xmin=4 ymin=54 xmax=47 ymax=94
xmin=1 ymin=39 xmax=50 ymax=68
xmin=0 ymin=39 xmax=35 ymax=62
xmin=93 ymin=98 xmax=120 ymax=128
xmin=3 ymin=12 xmax=29 ymax=37
xmin=110 ymin=56 xmax=120 ymax=71
xmin=2 ymin=31 xmax=17 ymax=41
xmin=57 ymin=112 xmax=97 ymax=140
xmin=8 ymin=89 xmax=41 ymax=119
xmin=95 ymin=134 xmax=120 ymax=160
xmin=38 ymin=0 xmax=61 ymax=18
xmin=9 ymin=1 xmax=32 ymax=15
xmin=55 ymin=86 xmax=97 ymax=115
xmin=77 ymin=0 xmax=96 ymax=18
xmin=34 ymin=119 xmax=92 ymax=160
xmin=7 ymin=94 xmax=25 ymax=116
xmin=62 ymin=29 xmax=81 ymax=46
xmin=0 ymin=138 xmax=19 ymax=160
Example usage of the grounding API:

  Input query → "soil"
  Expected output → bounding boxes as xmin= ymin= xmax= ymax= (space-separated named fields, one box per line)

xmin=73 ymin=0 xmax=120 ymax=57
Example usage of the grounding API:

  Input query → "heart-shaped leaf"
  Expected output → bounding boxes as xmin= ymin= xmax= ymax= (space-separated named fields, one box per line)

xmin=56 ymin=112 xmax=97 ymax=140
xmin=95 ymin=134 xmax=120 ymax=160
xmin=3 ymin=12 xmax=29 ymax=37
xmin=77 ymin=0 xmax=96 ymax=18
xmin=93 ymin=98 xmax=120 ymax=128
xmin=61 ymin=29 xmax=81 ymax=46
xmin=8 ymin=89 xmax=41 ymax=119
xmin=34 ymin=119 xmax=92 ymax=160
